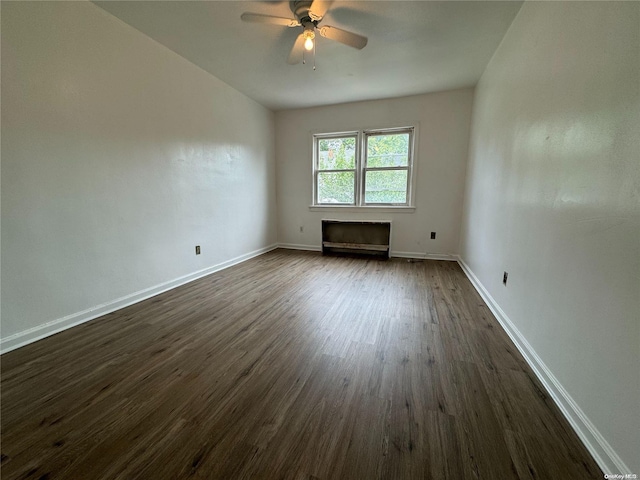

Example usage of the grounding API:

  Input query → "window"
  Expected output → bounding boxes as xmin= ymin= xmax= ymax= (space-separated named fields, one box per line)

xmin=313 ymin=127 xmax=415 ymax=207
xmin=315 ymin=134 xmax=357 ymax=204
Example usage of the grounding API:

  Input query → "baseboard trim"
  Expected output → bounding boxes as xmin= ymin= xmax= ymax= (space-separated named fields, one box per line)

xmin=391 ymin=251 xmax=457 ymax=261
xmin=277 ymin=243 xmax=322 ymax=252
xmin=456 ymin=256 xmax=631 ymax=475
xmin=0 ymin=244 xmax=279 ymax=355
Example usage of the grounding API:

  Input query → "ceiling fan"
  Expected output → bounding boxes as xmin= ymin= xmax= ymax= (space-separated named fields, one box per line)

xmin=241 ymin=0 xmax=368 ymax=65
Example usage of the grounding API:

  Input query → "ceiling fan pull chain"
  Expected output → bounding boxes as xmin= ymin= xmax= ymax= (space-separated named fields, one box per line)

xmin=313 ymin=39 xmax=316 ymax=70
xmin=303 ymin=48 xmax=306 ymax=65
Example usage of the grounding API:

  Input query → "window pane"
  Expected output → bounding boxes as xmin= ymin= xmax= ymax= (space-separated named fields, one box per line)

xmin=317 ymin=171 xmax=355 ymax=204
xmin=366 ymin=133 xmax=409 ymax=168
xmin=318 ymin=137 xmax=356 ymax=170
xmin=364 ymin=170 xmax=408 ymax=204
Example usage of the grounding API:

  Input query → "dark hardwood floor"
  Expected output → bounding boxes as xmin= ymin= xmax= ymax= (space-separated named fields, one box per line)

xmin=1 ymin=249 xmax=602 ymax=479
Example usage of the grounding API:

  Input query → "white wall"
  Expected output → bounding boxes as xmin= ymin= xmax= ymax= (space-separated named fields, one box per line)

xmin=275 ymin=90 xmax=474 ymax=257
xmin=1 ymin=2 xmax=277 ymax=349
xmin=460 ymin=1 xmax=639 ymax=474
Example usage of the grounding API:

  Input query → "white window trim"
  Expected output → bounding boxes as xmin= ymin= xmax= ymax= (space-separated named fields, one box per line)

xmin=312 ymin=125 xmax=418 ymax=208
xmin=312 ymin=131 xmax=359 ymax=206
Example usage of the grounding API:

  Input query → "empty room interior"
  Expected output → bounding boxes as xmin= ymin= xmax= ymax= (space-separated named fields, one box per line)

xmin=1 ymin=0 xmax=638 ymax=478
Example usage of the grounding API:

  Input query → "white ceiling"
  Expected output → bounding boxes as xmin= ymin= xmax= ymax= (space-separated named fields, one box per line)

xmin=93 ymin=1 xmax=523 ymax=111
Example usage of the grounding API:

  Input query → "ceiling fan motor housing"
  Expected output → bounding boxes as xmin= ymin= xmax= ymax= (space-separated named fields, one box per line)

xmin=290 ymin=0 xmax=317 ymax=25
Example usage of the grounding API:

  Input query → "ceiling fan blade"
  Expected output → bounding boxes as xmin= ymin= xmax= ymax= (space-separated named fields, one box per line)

xmin=318 ymin=25 xmax=368 ymax=49
xmin=287 ymin=34 xmax=306 ymax=65
xmin=240 ymin=12 xmax=299 ymax=27
xmin=308 ymin=0 xmax=333 ymax=21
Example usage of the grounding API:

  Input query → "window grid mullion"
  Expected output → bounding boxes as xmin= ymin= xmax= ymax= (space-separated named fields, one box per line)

xmin=363 ymin=166 xmax=409 ymax=172
xmin=357 ymin=130 xmax=364 ymax=206
xmin=317 ymin=168 xmax=357 ymax=173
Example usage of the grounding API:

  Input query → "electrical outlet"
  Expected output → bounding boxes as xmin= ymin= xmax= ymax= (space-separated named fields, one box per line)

xmin=430 ymin=232 xmax=436 ymax=239
xmin=503 ymin=271 xmax=508 ymax=285
xmin=195 ymin=245 xmax=201 ymax=255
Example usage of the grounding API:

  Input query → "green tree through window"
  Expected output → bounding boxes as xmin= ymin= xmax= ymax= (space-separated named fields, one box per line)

xmin=316 ymin=136 xmax=356 ymax=204
xmin=364 ymin=133 xmax=410 ymax=203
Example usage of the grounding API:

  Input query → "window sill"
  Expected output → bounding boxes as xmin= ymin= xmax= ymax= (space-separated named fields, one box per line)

xmin=309 ymin=205 xmax=416 ymax=213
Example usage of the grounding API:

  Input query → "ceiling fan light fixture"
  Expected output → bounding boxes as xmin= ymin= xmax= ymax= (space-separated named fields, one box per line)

xmin=303 ymin=29 xmax=315 ymax=51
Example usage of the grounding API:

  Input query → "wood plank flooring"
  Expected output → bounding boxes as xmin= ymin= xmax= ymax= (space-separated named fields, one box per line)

xmin=1 ymin=249 xmax=602 ymax=479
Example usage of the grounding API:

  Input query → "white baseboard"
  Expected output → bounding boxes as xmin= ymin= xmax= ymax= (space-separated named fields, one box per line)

xmin=277 ymin=243 xmax=322 ymax=252
xmin=391 ymin=251 xmax=457 ymax=261
xmin=0 ymin=244 xmax=279 ymax=355
xmin=456 ymin=256 xmax=631 ymax=476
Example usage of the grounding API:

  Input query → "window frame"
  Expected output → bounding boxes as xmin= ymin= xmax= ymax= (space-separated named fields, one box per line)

xmin=312 ymin=126 xmax=416 ymax=208
xmin=362 ymin=127 xmax=415 ymax=207
xmin=313 ymin=131 xmax=360 ymax=206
